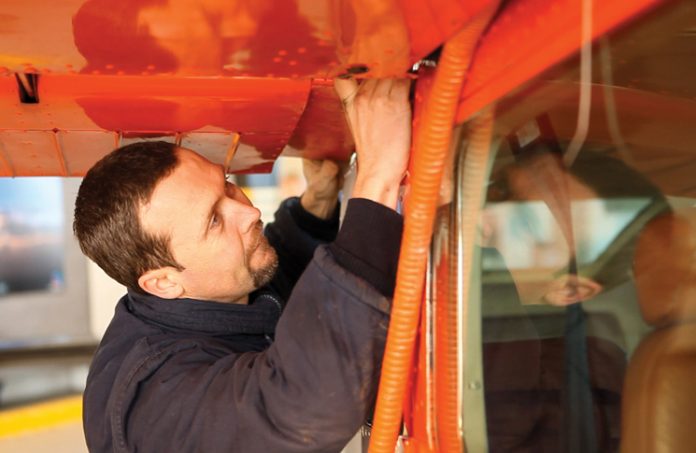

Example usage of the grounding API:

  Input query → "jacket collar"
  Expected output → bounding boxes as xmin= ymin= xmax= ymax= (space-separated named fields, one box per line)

xmin=125 ymin=288 xmax=283 ymax=336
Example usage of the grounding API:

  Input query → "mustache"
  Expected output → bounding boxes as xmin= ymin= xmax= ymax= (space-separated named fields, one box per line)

xmin=248 ymin=221 xmax=265 ymax=254
xmin=253 ymin=220 xmax=264 ymax=240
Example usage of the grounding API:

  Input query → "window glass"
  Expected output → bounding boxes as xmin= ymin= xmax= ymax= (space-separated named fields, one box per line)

xmin=459 ymin=3 xmax=696 ymax=451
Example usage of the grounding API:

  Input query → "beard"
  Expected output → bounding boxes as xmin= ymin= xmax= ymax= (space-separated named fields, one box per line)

xmin=246 ymin=222 xmax=279 ymax=289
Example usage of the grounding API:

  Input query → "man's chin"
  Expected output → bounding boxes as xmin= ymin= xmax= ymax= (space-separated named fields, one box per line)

xmin=250 ymin=243 xmax=279 ymax=288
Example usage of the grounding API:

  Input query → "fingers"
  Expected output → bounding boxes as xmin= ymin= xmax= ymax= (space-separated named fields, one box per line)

xmin=302 ymin=158 xmax=341 ymax=176
xmin=543 ymin=274 xmax=604 ymax=306
xmin=334 ymin=78 xmax=359 ymax=106
xmin=336 ymin=78 xmax=410 ymax=106
xmin=359 ymin=79 xmax=380 ymax=100
xmin=388 ymin=78 xmax=411 ymax=100
xmin=371 ymin=78 xmax=393 ymax=98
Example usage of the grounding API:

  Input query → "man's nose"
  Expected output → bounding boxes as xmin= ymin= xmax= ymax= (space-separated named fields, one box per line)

xmin=226 ymin=200 xmax=261 ymax=231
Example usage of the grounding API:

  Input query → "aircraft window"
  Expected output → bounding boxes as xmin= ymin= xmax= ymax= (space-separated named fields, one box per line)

xmin=441 ymin=2 xmax=696 ymax=451
xmin=482 ymin=198 xmax=652 ymax=273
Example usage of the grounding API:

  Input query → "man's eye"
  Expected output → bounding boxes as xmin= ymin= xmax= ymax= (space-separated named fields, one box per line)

xmin=210 ymin=213 xmax=221 ymax=229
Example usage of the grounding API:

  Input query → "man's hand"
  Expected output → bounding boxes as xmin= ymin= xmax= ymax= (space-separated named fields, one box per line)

xmin=300 ymin=159 xmax=344 ymax=220
xmin=543 ymin=274 xmax=603 ymax=306
xmin=335 ymin=78 xmax=412 ymax=209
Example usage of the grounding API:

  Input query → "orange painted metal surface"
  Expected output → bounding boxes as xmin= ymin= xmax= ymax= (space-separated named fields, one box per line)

xmin=456 ymin=0 xmax=668 ymax=123
xmin=0 ymin=75 xmax=311 ymax=175
xmin=434 ymin=213 xmax=461 ymax=453
xmin=0 ymin=0 xmax=487 ymax=176
xmin=284 ymin=81 xmax=355 ymax=162
xmin=0 ymin=0 xmax=674 ymax=175
xmin=0 ymin=0 xmax=486 ymax=78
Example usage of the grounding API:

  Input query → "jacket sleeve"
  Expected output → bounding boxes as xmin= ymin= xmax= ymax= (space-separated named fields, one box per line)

xmin=264 ymin=197 xmax=340 ymax=301
xmin=115 ymin=199 xmax=403 ymax=453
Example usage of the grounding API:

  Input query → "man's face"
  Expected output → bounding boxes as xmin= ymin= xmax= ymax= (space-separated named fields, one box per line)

xmin=140 ymin=148 xmax=278 ymax=303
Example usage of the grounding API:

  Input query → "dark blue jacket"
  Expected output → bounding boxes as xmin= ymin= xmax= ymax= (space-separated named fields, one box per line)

xmin=83 ymin=198 xmax=403 ymax=452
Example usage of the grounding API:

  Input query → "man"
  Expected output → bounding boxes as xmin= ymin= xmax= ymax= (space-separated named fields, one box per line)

xmin=74 ymin=78 xmax=411 ymax=452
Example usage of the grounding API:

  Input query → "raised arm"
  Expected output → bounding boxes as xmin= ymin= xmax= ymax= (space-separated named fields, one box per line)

xmin=335 ymin=77 xmax=412 ymax=209
xmin=263 ymin=159 xmax=344 ymax=300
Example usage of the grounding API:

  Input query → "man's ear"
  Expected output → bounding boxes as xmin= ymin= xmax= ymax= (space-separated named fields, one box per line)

xmin=138 ymin=267 xmax=184 ymax=299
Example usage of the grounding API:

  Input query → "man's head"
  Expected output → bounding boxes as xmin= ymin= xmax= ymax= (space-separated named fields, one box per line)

xmin=74 ymin=141 xmax=278 ymax=303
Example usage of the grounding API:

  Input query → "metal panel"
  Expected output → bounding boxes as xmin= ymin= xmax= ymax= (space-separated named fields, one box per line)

xmin=0 ymin=75 xmax=315 ymax=175
xmin=284 ymin=83 xmax=354 ymax=161
xmin=181 ymin=131 xmax=239 ymax=171
xmin=57 ymin=130 xmax=119 ymax=176
xmin=39 ymin=75 xmax=311 ymax=134
xmin=229 ymin=137 xmax=285 ymax=174
xmin=0 ymin=130 xmax=66 ymax=176
xmin=0 ymin=0 xmax=486 ymax=78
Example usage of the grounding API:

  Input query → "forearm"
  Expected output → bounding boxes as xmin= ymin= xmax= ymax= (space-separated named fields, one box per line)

xmin=334 ymin=78 xmax=412 ymax=210
xmin=328 ymin=198 xmax=403 ymax=297
xmin=299 ymin=158 xmax=344 ymax=220
xmin=351 ymin=173 xmax=402 ymax=211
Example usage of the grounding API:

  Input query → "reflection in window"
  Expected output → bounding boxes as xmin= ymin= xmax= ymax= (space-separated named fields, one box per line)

xmin=483 ymin=199 xmax=651 ymax=271
xmin=478 ymin=141 xmax=668 ymax=452
xmin=461 ymin=3 xmax=696 ymax=452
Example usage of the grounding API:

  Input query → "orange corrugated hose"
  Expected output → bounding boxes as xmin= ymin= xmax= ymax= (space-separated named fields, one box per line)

xmin=437 ymin=206 xmax=460 ymax=453
xmin=368 ymin=4 xmax=499 ymax=452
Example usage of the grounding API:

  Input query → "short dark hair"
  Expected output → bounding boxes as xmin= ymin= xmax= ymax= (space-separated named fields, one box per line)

xmin=74 ymin=141 xmax=184 ymax=292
